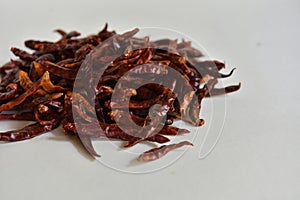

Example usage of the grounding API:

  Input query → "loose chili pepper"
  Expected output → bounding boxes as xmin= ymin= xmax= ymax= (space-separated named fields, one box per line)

xmin=137 ymin=141 xmax=193 ymax=162
xmin=0 ymin=122 xmax=59 ymax=142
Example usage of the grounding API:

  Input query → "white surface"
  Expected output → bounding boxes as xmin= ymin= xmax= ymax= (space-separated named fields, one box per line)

xmin=0 ymin=0 xmax=299 ymax=199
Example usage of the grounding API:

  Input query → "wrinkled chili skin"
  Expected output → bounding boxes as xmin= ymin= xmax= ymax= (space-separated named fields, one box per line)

xmin=0 ymin=122 xmax=59 ymax=142
xmin=0 ymin=24 xmax=240 ymax=161
xmin=137 ymin=141 xmax=193 ymax=162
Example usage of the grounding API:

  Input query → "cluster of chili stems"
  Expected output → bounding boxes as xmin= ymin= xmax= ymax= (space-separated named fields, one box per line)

xmin=0 ymin=24 xmax=240 ymax=161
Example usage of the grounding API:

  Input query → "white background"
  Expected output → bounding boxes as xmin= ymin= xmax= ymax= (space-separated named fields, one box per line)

xmin=0 ymin=0 xmax=299 ymax=199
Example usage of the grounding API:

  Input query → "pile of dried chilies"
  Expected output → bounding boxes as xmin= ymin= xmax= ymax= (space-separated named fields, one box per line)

xmin=0 ymin=24 xmax=240 ymax=162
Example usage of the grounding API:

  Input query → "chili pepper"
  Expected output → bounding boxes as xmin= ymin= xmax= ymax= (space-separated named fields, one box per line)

xmin=10 ymin=47 xmax=37 ymax=61
xmin=98 ymin=23 xmax=116 ymax=40
xmin=0 ymin=122 xmax=59 ymax=142
xmin=0 ymin=60 xmax=22 ymax=71
xmin=0 ymin=112 xmax=35 ymax=121
xmin=0 ymin=68 xmax=18 ymax=90
xmin=124 ymin=134 xmax=170 ymax=148
xmin=137 ymin=141 xmax=193 ymax=162
xmin=0 ymin=79 xmax=41 ymax=112
xmin=0 ymin=83 xmax=18 ymax=101
xmin=25 ymin=40 xmax=54 ymax=51
xmin=41 ymin=61 xmax=78 ymax=80
xmin=74 ymin=122 xmax=177 ymax=147
xmin=206 ymin=82 xmax=242 ymax=97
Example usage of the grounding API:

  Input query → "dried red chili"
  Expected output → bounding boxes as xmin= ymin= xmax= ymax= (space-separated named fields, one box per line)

xmin=0 ymin=24 xmax=241 ymax=162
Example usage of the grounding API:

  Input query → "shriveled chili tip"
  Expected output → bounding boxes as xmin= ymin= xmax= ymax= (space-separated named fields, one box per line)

xmin=207 ymin=82 xmax=242 ymax=97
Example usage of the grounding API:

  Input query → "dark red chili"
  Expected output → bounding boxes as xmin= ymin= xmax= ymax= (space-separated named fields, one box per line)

xmin=0 ymin=24 xmax=241 ymax=162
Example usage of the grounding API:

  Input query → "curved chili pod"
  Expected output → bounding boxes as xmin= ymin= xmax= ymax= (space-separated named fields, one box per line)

xmin=0 ymin=122 xmax=59 ymax=142
xmin=0 ymin=83 xmax=18 ymax=101
xmin=0 ymin=79 xmax=41 ymax=112
xmin=41 ymin=71 xmax=69 ymax=93
xmin=10 ymin=47 xmax=37 ymax=61
xmin=137 ymin=141 xmax=193 ymax=162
